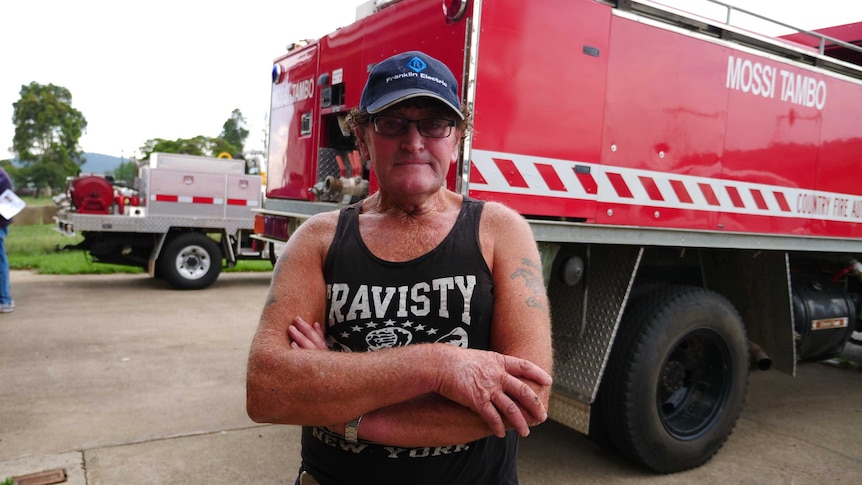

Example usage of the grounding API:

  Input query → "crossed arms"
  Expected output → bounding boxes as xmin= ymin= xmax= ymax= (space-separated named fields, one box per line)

xmin=245 ymin=203 xmax=553 ymax=447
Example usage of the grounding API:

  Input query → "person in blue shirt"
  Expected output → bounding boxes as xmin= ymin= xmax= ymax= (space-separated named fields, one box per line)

xmin=0 ymin=167 xmax=15 ymax=313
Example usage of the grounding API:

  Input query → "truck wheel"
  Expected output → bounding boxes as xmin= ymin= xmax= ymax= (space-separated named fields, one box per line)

xmin=157 ymin=232 xmax=222 ymax=290
xmin=598 ymin=285 xmax=748 ymax=473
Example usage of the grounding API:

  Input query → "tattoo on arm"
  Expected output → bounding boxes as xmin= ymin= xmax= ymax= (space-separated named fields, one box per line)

xmin=264 ymin=290 xmax=277 ymax=308
xmin=526 ymin=296 xmax=545 ymax=311
xmin=511 ymin=258 xmax=548 ymax=314
xmin=264 ymin=255 xmax=287 ymax=308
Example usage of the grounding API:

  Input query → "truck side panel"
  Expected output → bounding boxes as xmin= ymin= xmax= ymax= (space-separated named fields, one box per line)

xmin=268 ymin=46 xmax=320 ymax=201
xmin=467 ymin=1 xmax=862 ymax=241
xmin=816 ymin=77 xmax=862 ymax=203
xmin=147 ymin=169 xmax=231 ymax=219
xmin=225 ymin=174 xmax=263 ymax=220
xmin=597 ymin=12 xmax=727 ymax=230
xmin=468 ymin=0 xmax=610 ymax=220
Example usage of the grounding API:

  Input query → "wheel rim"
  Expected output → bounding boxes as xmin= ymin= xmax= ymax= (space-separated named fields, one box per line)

xmin=657 ymin=328 xmax=732 ymax=440
xmin=175 ymin=244 xmax=211 ymax=280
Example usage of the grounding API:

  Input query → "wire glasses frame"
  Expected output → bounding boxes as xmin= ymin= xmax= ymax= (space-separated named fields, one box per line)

xmin=371 ymin=116 xmax=456 ymax=138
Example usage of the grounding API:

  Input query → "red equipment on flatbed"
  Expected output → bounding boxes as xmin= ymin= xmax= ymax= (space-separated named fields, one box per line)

xmin=252 ymin=0 xmax=862 ymax=473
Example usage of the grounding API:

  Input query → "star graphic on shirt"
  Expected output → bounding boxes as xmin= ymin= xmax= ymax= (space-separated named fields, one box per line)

xmin=427 ymin=328 xmax=438 ymax=335
xmin=403 ymin=320 xmax=413 ymax=327
xmin=384 ymin=319 xmax=396 ymax=326
xmin=340 ymin=332 xmax=350 ymax=339
xmin=351 ymin=325 xmax=363 ymax=332
xmin=415 ymin=324 xmax=426 ymax=331
xmin=366 ymin=321 xmax=378 ymax=328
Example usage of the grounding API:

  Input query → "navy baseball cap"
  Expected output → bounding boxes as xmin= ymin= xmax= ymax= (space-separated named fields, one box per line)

xmin=360 ymin=51 xmax=464 ymax=119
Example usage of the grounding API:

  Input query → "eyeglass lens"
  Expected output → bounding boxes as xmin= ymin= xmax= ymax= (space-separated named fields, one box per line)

xmin=373 ymin=116 xmax=454 ymax=138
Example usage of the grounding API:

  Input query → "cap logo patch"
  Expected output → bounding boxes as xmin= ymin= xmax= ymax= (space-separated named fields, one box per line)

xmin=407 ymin=56 xmax=427 ymax=73
xmin=385 ymin=56 xmax=450 ymax=88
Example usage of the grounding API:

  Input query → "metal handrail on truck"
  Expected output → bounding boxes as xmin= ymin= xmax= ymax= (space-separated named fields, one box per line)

xmin=617 ymin=0 xmax=862 ymax=79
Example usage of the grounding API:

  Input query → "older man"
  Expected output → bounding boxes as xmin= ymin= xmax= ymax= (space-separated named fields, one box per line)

xmin=246 ymin=51 xmax=553 ymax=485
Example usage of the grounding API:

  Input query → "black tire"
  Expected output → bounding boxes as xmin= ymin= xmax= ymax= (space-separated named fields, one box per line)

xmin=157 ymin=232 xmax=222 ymax=290
xmin=598 ymin=285 xmax=749 ymax=473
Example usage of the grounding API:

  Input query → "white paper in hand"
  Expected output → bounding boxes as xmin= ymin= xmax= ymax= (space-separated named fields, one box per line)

xmin=0 ymin=189 xmax=26 ymax=219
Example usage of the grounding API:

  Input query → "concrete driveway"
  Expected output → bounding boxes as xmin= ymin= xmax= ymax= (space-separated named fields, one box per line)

xmin=1 ymin=270 xmax=861 ymax=484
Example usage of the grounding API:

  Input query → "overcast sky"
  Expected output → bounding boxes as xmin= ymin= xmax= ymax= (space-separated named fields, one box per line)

xmin=1 ymin=0 xmax=860 ymax=160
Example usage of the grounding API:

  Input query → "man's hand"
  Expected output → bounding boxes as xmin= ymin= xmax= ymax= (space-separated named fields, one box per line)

xmin=288 ymin=316 xmax=327 ymax=350
xmin=287 ymin=316 xmax=552 ymax=439
xmin=435 ymin=346 xmax=552 ymax=438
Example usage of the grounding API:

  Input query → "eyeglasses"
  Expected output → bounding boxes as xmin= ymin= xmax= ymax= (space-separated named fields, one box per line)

xmin=371 ymin=116 xmax=456 ymax=138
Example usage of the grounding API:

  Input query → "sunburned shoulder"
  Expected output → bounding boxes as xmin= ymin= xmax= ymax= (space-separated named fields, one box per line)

xmin=480 ymin=200 xmax=530 ymax=228
xmin=287 ymin=210 xmax=341 ymax=246
xmin=304 ymin=209 xmax=341 ymax=226
xmin=477 ymin=201 xmax=534 ymax=256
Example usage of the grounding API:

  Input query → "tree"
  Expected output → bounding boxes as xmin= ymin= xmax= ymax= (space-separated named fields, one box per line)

xmin=140 ymin=136 xmax=210 ymax=160
xmin=220 ymin=109 xmax=248 ymax=154
xmin=113 ymin=159 xmax=138 ymax=186
xmin=137 ymin=110 xmax=248 ymax=161
xmin=210 ymin=137 xmax=239 ymax=157
xmin=12 ymin=82 xmax=87 ymax=192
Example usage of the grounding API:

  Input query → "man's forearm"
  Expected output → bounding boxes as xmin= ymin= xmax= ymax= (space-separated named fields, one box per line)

xmin=340 ymin=393 xmax=493 ymax=447
xmin=249 ymin=326 xmax=551 ymax=437
xmin=247 ymin=342 xmax=440 ymax=425
xmin=334 ymin=379 xmax=550 ymax=448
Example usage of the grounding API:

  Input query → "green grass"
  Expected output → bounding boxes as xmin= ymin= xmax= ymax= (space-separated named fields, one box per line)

xmin=7 ymin=223 xmax=272 ymax=275
xmin=227 ymin=260 xmax=273 ymax=273
xmin=21 ymin=195 xmax=54 ymax=207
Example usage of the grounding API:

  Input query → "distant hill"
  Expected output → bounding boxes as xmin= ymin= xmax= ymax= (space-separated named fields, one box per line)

xmin=80 ymin=153 xmax=125 ymax=175
xmin=7 ymin=152 xmax=125 ymax=175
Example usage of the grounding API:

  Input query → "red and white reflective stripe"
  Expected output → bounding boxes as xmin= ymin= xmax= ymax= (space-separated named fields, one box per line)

xmin=151 ymin=194 xmax=259 ymax=207
xmin=469 ymin=149 xmax=862 ymax=222
xmin=228 ymin=198 xmax=260 ymax=207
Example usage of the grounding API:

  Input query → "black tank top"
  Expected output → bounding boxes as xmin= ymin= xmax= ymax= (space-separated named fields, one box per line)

xmin=299 ymin=197 xmax=519 ymax=485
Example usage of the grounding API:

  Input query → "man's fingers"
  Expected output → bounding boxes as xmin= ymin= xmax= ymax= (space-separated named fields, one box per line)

xmin=288 ymin=318 xmax=328 ymax=350
xmin=503 ymin=375 xmax=548 ymax=424
xmin=477 ymin=401 xmax=506 ymax=438
xmin=309 ymin=321 xmax=327 ymax=348
xmin=473 ymin=378 xmax=544 ymax=438
xmin=493 ymin=391 xmax=531 ymax=437
xmin=287 ymin=324 xmax=314 ymax=348
xmin=504 ymin=356 xmax=552 ymax=386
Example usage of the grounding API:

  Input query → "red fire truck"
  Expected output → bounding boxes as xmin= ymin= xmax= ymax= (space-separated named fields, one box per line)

xmin=252 ymin=0 xmax=862 ymax=473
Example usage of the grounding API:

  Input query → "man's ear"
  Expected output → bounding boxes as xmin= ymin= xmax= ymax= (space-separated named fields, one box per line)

xmin=355 ymin=128 xmax=371 ymax=161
